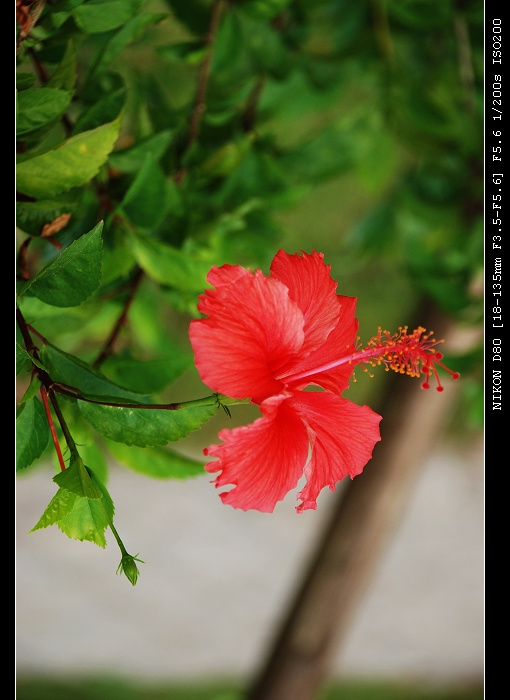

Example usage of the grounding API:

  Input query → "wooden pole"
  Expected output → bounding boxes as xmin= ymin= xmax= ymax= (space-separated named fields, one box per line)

xmin=247 ymin=308 xmax=461 ymax=700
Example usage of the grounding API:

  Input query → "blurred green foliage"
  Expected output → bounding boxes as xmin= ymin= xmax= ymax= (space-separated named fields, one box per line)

xmin=15 ymin=675 xmax=485 ymax=700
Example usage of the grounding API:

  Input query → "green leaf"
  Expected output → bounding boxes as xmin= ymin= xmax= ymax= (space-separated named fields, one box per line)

xmin=16 ymin=197 xmax=80 ymax=237
xmin=198 ymin=135 xmax=254 ymax=179
xmin=57 ymin=494 xmax=110 ymax=547
xmin=17 ymin=293 xmax=121 ymax=345
xmin=17 ymin=222 xmax=103 ymax=307
xmin=16 ymin=119 xmax=121 ymax=198
xmin=118 ymin=156 xmax=169 ymax=228
xmin=16 ymin=88 xmax=73 ymax=137
xmin=72 ymin=87 xmax=126 ymax=134
xmin=30 ymin=463 xmax=114 ymax=546
xmin=90 ymin=12 xmax=169 ymax=77
xmin=46 ymin=41 xmax=78 ymax=91
xmin=401 ymin=89 xmax=454 ymax=140
xmin=129 ymin=236 xmax=214 ymax=291
xmin=53 ymin=457 xmax=103 ymax=499
xmin=105 ymin=440 xmax=206 ymax=479
xmin=216 ymin=148 xmax=303 ymax=208
xmin=16 ymin=73 xmax=36 ymax=90
xmin=16 ymin=374 xmax=43 ymax=405
xmin=101 ymin=352 xmax=192 ymax=394
xmin=389 ymin=0 xmax=453 ymax=29
xmin=70 ymin=424 xmax=110 ymax=484
xmin=38 ymin=341 xmax=151 ymax=402
xmin=30 ymin=488 xmax=78 ymax=532
xmin=163 ymin=0 xmax=211 ymax=35
xmin=89 ymin=470 xmax=115 ymax=522
xmin=16 ymin=398 xmax=52 ymax=472
xmin=281 ymin=124 xmax=354 ymax=183
xmin=240 ymin=13 xmax=291 ymax=80
xmin=157 ymin=40 xmax=207 ymax=66
xmin=50 ymin=0 xmax=89 ymax=29
xmin=72 ymin=0 xmax=145 ymax=33
xmin=108 ymin=130 xmax=174 ymax=173
xmin=16 ymin=328 xmax=47 ymax=382
xmin=209 ymin=205 xmax=279 ymax=267
xmin=125 ymin=278 xmax=192 ymax=353
xmin=209 ymin=12 xmax=250 ymax=81
xmin=16 ymin=342 xmax=33 ymax=377
xmin=241 ymin=0 xmax=293 ymax=20
xmin=79 ymin=401 xmax=218 ymax=447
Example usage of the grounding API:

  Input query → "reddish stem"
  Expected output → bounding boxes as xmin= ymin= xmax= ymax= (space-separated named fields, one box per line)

xmin=17 ymin=239 xmax=32 ymax=280
xmin=40 ymin=386 xmax=66 ymax=471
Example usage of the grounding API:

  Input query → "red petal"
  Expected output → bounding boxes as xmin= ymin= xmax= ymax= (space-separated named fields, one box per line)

xmin=204 ymin=394 xmax=309 ymax=513
xmin=290 ymin=391 xmax=382 ymax=512
xmin=283 ymin=295 xmax=359 ymax=394
xmin=270 ymin=250 xmax=340 ymax=356
xmin=196 ymin=264 xmax=251 ymax=316
xmin=189 ymin=266 xmax=305 ymax=402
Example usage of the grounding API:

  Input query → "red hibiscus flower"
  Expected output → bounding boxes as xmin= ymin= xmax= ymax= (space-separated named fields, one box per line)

xmin=189 ymin=249 xmax=383 ymax=513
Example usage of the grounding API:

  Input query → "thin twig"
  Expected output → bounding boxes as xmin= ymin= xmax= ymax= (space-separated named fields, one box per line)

xmin=93 ymin=267 xmax=145 ymax=369
xmin=174 ymin=0 xmax=225 ymax=183
xmin=453 ymin=12 xmax=476 ymax=113
xmin=242 ymin=77 xmax=266 ymax=133
xmin=371 ymin=0 xmax=395 ymax=64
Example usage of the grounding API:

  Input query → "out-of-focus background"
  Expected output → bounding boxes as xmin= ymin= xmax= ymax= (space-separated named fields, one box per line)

xmin=17 ymin=433 xmax=483 ymax=685
xmin=16 ymin=1 xmax=484 ymax=698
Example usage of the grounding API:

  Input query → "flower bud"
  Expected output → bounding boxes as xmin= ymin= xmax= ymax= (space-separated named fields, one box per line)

xmin=117 ymin=553 xmax=144 ymax=586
